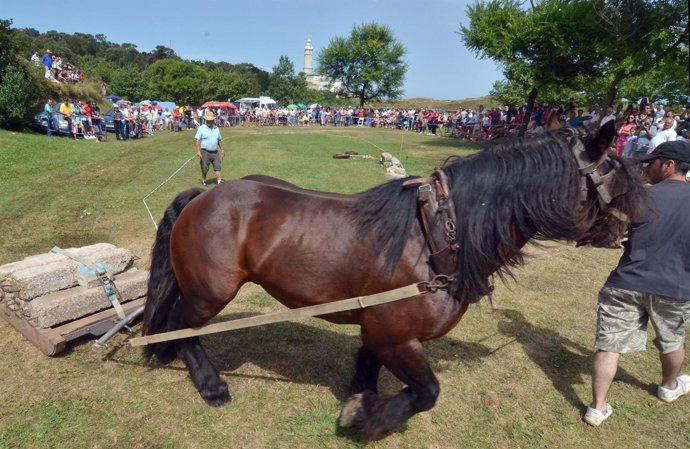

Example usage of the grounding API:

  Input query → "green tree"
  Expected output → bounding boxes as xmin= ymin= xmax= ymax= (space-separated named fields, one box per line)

xmin=145 ymin=45 xmax=179 ymax=64
xmin=109 ymin=66 xmax=145 ymax=102
xmin=267 ymin=55 xmax=307 ymax=105
xmin=0 ymin=19 xmax=19 ymax=77
xmin=617 ymin=60 xmax=689 ymax=106
xmin=225 ymin=62 xmax=269 ymax=93
xmin=461 ymin=0 xmax=601 ymax=134
xmin=75 ymin=55 xmax=119 ymax=84
xmin=587 ymin=0 xmax=688 ymax=106
xmin=461 ymin=0 xmax=688 ymax=130
xmin=318 ymin=22 xmax=407 ymax=107
xmin=143 ymin=59 xmax=208 ymax=104
xmin=0 ymin=64 xmax=32 ymax=128
xmin=0 ymin=19 xmax=46 ymax=129
xmin=206 ymin=69 xmax=256 ymax=101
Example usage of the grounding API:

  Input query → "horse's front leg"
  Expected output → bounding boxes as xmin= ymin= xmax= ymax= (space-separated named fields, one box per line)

xmin=348 ymin=346 xmax=382 ymax=396
xmin=339 ymin=339 xmax=439 ymax=441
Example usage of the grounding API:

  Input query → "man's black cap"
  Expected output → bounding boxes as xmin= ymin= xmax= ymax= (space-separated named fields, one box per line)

xmin=639 ymin=140 xmax=690 ymax=163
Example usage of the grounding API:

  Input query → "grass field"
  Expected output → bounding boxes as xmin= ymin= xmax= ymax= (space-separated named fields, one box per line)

xmin=0 ymin=126 xmax=688 ymax=449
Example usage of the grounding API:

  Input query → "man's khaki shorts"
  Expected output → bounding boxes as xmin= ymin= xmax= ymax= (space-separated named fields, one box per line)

xmin=595 ymin=286 xmax=690 ymax=354
xmin=200 ymin=149 xmax=221 ymax=172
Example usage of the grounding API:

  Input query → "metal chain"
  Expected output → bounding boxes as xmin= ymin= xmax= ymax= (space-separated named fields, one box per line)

xmin=418 ymin=274 xmax=455 ymax=293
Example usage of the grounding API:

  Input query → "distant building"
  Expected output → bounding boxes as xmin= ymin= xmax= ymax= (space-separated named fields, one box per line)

xmin=303 ymin=39 xmax=343 ymax=93
xmin=303 ymin=39 xmax=314 ymax=76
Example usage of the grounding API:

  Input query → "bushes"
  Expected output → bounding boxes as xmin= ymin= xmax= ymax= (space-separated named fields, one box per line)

xmin=0 ymin=59 xmax=106 ymax=130
xmin=0 ymin=63 xmax=35 ymax=129
xmin=0 ymin=18 xmax=104 ymax=130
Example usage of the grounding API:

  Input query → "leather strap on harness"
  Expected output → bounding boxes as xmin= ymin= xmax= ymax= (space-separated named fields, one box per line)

xmin=403 ymin=167 xmax=461 ymax=284
xmin=50 ymin=246 xmax=127 ymax=320
xmin=571 ymin=144 xmax=612 ymax=207
xmin=566 ymin=128 xmax=629 ymax=224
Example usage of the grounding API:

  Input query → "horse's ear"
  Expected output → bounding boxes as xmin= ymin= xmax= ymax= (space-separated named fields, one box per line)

xmin=594 ymin=120 xmax=617 ymax=155
xmin=545 ymin=110 xmax=561 ymax=129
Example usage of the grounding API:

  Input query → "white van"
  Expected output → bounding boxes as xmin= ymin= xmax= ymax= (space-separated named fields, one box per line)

xmin=237 ymin=96 xmax=278 ymax=111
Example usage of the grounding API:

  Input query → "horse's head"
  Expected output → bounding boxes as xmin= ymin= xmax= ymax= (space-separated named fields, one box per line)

xmin=552 ymin=118 xmax=648 ymax=248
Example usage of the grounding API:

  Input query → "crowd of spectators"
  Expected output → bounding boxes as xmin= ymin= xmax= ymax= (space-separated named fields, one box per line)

xmin=32 ymin=49 xmax=84 ymax=84
xmin=47 ymin=92 xmax=689 ymax=153
xmin=43 ymin=97 xmax=102 ymax=139
xmin=111 ymin=102 xmax=166 ymax=140
xmin=211 ymin=100 xmax=687 ymax=158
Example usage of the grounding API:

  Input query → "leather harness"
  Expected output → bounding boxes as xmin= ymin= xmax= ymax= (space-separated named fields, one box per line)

xmin=402 ymin=138 xmax=629 ymax=302
xmin=403 ymin=167 xmax=462 ymax=295
xmin=566 ymin=128 xmax=629 ymax=223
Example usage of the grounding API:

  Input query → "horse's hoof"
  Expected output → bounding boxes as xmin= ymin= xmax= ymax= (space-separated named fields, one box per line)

xmin=205 ymin=392 xmax=232 ymax=407
xmin=338 ymin=393 xmax=364 ymax=428
xmin=202 ymin=381 xmax=232 ymax=407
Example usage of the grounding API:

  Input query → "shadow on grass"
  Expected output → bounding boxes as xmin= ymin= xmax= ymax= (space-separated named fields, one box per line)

xmin=100 ymin=313 xmax=492 ymax=443
xmin=495 ymin=308 xmax=653 ymax=408
xmin=202 ymin=313 xmax=492 ymax=400
xmin=104 ymin=311 xmax=492 ymax=401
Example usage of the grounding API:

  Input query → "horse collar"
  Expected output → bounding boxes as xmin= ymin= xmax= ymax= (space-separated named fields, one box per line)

xmin=403 ymin=167 xmax=461 ymax=290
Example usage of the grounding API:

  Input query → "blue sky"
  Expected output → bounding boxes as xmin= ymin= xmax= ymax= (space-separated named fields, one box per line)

xmin=4 ymin=0 xmax=503 ymax=100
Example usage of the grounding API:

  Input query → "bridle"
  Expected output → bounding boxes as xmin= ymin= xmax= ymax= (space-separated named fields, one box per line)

xmin=567 ymin=128 xmax=630 ymax=224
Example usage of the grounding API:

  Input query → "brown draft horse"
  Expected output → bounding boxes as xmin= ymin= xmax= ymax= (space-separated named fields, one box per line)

xmin=142 ymin=121 xmax=647 ymax=440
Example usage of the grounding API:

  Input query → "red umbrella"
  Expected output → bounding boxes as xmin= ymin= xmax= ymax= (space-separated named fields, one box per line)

xmin=202 ymin=100 xmax=237 ymax=109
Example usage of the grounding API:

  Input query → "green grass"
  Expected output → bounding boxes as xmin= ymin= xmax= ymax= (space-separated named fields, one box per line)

xmin=0 ymin=127 xmax=689 ymax=449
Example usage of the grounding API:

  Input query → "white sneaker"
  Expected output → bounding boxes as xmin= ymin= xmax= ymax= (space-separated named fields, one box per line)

xmin=202 ymin=179 xmax=207 ymax=186
xmin=583 ymin=403 xmax=613 ymax=426
xmin=217 ymin=179 xmax=222 ymax=185
xmin=657 ymin=375 xmax=690 ymax=402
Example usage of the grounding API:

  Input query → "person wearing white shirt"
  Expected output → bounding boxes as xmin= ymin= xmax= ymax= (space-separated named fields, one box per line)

xmin=650 ymin=117 xmax=678 ymax=150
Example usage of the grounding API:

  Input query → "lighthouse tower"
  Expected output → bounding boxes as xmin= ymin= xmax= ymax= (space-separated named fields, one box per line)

xmin=303 ymin=39 xmax=313 ymax=75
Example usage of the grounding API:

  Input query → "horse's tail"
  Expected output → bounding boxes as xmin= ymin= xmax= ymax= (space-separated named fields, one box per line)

xmin=143 ymin=187 xmax=204 ymax=363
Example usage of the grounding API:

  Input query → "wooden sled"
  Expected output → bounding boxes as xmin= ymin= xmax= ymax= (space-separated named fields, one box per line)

xmin=0 ymin=297 xmax=145 ymax=356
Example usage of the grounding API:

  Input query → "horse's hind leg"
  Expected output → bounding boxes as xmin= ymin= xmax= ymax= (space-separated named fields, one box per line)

xmin=348 ymin=346 xmax=382 ymax=395
xmin=178 ymin=336 xmax=231 ymax=406
xmin=175 ymin=280 xmax=243 ymax=407
xmin=339 ymin=339 xmax=439 ymax=441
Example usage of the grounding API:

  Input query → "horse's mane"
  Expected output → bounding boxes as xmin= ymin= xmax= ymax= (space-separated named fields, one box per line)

xmin=349 ymin=128 xmax=644 ymax=303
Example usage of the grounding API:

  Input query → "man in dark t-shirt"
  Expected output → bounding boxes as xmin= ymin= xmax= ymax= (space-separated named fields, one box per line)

xmin=584 ymin=141 xmax=690 ymax=426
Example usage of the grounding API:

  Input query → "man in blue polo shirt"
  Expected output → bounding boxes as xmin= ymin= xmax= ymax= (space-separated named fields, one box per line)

xmin=195 ymin=111 xmax=224 ymax=186
xmin=585 ymin=140 xmax=690 ymax=426
xmin=42 ymin=50 xmax=53 ymax=75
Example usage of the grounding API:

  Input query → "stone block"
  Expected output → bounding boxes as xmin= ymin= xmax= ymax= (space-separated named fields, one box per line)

xmin=26 ymin=269 xmax=148 ymax=328
xmin=0 ymin=244 xmax=135 ymax=301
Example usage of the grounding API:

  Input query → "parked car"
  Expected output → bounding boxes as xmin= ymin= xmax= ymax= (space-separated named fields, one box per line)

xmin=32 ymin=111 xmax=107 ymax=139
xmin=102 ymin=108 xmax=115 ymax=132
xmin=101 ymin=107 xmax=149 ymax=138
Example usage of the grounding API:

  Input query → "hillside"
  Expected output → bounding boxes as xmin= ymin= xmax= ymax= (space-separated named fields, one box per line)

xmin=373 ymin=96 xmax=494 ymax=111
